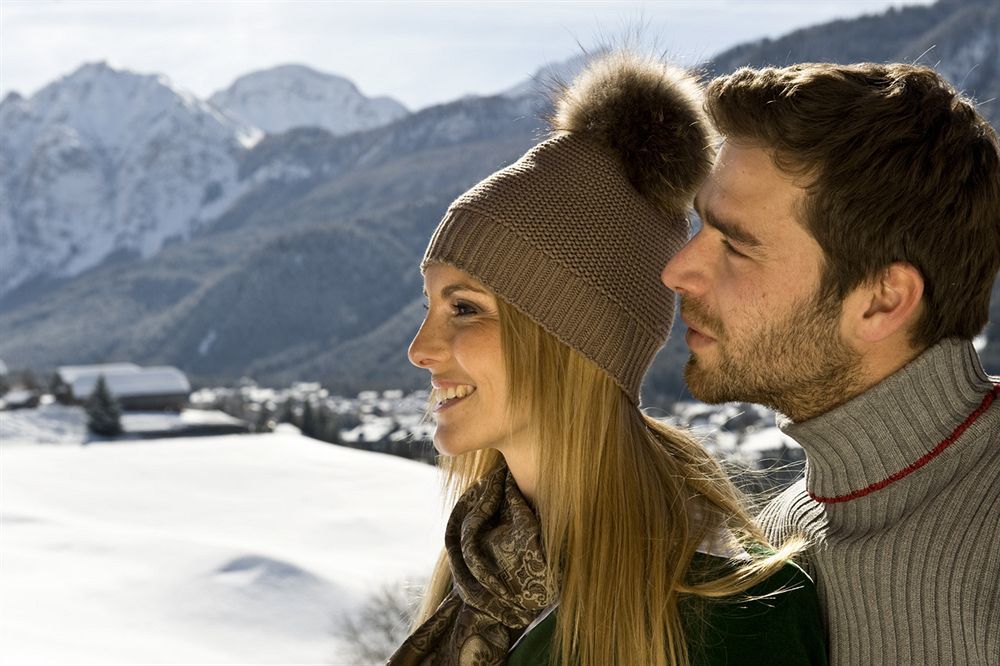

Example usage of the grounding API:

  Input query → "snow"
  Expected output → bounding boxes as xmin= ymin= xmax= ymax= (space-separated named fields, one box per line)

xmin=1 ymin=422 xmax=446 ymax=665
xmin=208 ymin=64 xmax=408 ymax=137
xmin=63 ymin=365 xmax=191 ymax=399
xmin=1 ymin=403 xmax=88 ymax=444
xmin=0 ymin=62 xmax=250 ymax=297
xmin=248 ymin=159 xmax=314 ymax=186
xmin=57 ymin=363 xmax=142 ymax=383
xmin=118 ymin=408 xmax=247 ymax=433
xmin=739 ymin=426 xmax=802 ymax=454
xmin=341 ymin=417 xmax=397 ymax=444
xmin=0 ymin=404 xmax=248 ymax=442
xmin=0 ymin=389 xmax=38 ymax=408
xmin=198 ymin=328 xmax=218 ymax=357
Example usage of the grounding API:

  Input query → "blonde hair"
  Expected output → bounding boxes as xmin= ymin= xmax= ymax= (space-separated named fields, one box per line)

xmin=415 ymin=298 xmax=802 ymax=666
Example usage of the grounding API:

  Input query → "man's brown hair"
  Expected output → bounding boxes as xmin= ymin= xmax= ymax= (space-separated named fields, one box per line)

xmin=705 ymin=62 xmax=1000 ymax=346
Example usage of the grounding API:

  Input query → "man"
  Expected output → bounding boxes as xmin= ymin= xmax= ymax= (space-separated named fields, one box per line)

xmin=661 ymin=62 xmax=1000 ymax=664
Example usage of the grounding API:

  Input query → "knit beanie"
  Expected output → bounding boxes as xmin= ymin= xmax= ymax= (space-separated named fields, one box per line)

xmin=422 ymin=52 xmax=714 ymax=403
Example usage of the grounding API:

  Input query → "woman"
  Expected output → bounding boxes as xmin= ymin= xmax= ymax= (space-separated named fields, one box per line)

xmin=389 ymin=52 xmax=826 ymax=666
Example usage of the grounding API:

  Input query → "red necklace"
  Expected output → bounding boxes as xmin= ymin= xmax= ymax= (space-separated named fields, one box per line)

xmin=809 ymin=383 xmax=1000 ymax=505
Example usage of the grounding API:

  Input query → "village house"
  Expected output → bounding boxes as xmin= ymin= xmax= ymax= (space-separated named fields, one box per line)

xmin=52 ymin=363 xmax=191 ymax=411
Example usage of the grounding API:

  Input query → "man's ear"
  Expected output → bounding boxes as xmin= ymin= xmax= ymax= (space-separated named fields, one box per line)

xmin=842 ymin=262 xmax=924 ymax=344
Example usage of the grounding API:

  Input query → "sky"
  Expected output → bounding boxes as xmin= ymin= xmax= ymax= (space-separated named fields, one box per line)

xmin=2 ymin=0 xmax=935 ymax=110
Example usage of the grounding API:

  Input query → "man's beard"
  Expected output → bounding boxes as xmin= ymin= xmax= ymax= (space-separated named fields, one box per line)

xmin=682 ymin=291 xmax=863 ymax=423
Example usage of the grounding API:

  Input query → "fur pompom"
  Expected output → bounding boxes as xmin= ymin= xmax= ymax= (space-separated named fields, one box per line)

xmin=551 ymin=51 xmax=714 ymax=214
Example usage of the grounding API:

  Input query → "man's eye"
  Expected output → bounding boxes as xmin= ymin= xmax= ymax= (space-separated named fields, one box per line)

xmin=721 ymin=238 xmax=747 ymax=258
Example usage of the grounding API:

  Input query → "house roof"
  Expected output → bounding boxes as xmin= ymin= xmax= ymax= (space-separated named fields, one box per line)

xmin=57 ymin=363 xmax=142 ymax=383
xmin=60 ymin=364 xmax=191 ymax=399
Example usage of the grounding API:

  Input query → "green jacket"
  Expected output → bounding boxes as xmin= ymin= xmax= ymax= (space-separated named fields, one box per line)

xmin=507 ymin=553 xmax=827 ymax=665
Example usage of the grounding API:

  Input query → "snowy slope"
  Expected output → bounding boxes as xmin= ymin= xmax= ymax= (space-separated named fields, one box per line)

xmin=0 ymin=62 xmax=257 ymax=298
xmin=1 ymin=419 xmax=446 ymax=665
xmin=209 ymin=64 xmax=408 ymax=136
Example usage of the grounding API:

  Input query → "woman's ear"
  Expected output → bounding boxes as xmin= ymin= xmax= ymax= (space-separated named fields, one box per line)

xmin=842 ymin=262 xmax=924 ymax=345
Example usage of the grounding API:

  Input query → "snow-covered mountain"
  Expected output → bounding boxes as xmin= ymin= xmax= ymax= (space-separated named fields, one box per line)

xmin=707 ymin=0 xmax=1000 ymax=127
xmin=0 ymin=0 xmax=996 ymax=392
xmin=0 ymin=62 xmax=257 ymax=298
xmin=208 ymin=64 xmax=408 ymax=136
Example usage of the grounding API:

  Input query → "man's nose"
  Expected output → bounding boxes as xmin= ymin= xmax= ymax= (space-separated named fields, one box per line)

xmin=661 ymin=238 xmax=702 ymax=297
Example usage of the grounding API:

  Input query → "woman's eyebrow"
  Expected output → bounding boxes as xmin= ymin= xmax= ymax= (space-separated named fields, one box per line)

xmin=440 ymin=283 xmax=488 ymax=297
xmin=422 ymin=283 xmax=487 ymax=298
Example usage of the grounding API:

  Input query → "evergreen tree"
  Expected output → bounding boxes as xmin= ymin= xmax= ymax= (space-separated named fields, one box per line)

xmin=254 ymin=407 xmax=274 ymax=433
xmin=301 ymin=400 xmax=317 ymax=438
xmin=338 ymin=411 xmax=362 ymax=431
xmin=85 ymin=375 xmax=122 ymax=437
xmin=20 ymin=369 xmax=40 ymax=391
xmin=313 ymin=406 xmax=330 ymax=442
xmin=277 ymin=399 xmax=295 ymax=425
xmin=320 ymin=407 xmax=340 ymax=444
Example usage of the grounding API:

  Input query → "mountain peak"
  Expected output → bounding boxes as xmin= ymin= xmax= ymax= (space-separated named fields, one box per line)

xmin=246 ymin=63 xmax=356 ymax=86
xmin=75 ymin=59 xmax=115 ymax=73
xmin=0 ymin=60 xmax=253 ymax=297
xmin=67 ymin=60 xmax=157 ymax=88
xmin=209 ymin=64 xmax=408 ymax=136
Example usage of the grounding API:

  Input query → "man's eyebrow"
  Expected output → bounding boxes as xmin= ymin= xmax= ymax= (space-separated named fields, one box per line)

xmin=695 ymin=202 xmax=763 ymax=248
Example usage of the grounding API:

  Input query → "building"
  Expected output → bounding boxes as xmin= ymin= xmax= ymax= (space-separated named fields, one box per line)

xmin=53 ymin=364 xmax=191 ymax=411
xmin=0 ymin=389 xmax=40 ymax=410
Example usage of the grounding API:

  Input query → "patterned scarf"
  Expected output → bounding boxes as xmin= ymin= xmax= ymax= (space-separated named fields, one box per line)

xmin=388 ymin=462 xmax=556 ymax=665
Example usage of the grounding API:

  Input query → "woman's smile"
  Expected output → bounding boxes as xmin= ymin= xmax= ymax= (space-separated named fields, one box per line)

xmin=432 ymin=383 xmax=477 ymax=412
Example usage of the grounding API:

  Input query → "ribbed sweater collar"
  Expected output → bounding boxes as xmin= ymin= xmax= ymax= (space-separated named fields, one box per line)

xmin=779 ymin=339 xmax=995 ymax=522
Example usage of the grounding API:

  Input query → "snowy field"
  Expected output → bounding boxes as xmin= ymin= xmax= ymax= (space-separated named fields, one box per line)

xmin=1 ymin=408 xmax=447 ymax=665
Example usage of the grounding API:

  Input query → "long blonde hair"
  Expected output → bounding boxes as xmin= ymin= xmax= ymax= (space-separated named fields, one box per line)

xmin=416 ymin=298 xmax=802 ymax=666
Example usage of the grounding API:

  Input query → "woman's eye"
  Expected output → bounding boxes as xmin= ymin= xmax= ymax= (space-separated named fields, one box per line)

xmin=453 ymin=301 xmax=478 ymax=316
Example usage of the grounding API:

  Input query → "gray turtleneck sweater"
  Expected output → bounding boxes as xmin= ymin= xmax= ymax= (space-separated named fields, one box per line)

xmin=759 ymin=339 xmax=999 ymax=665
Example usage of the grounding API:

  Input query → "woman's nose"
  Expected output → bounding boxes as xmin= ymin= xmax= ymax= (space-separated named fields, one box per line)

xmin=407 ymin=318 xmax=447 ymax=369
